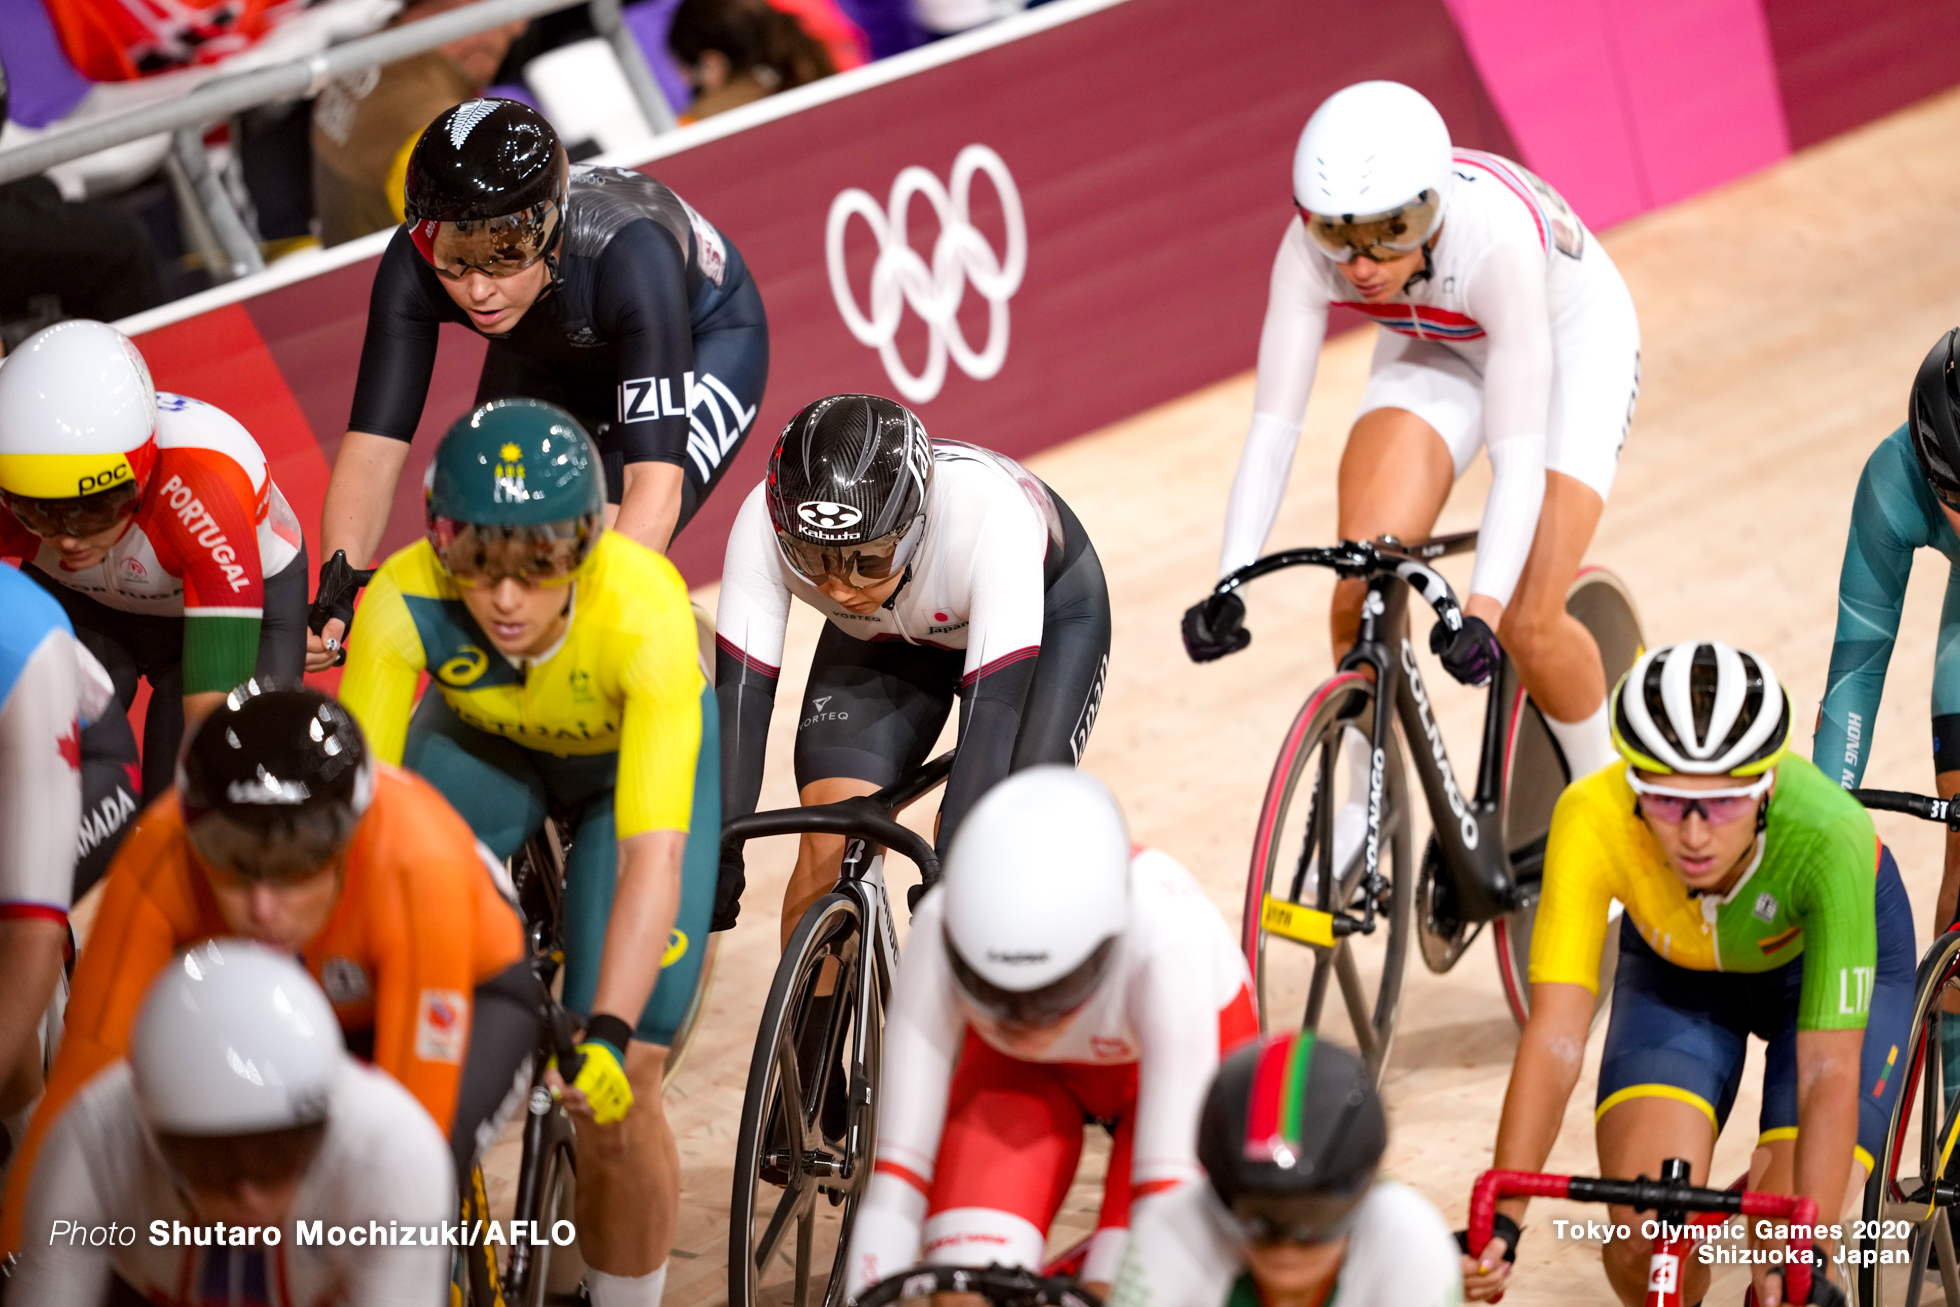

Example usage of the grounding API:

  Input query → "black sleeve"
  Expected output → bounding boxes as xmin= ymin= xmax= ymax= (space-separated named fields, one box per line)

xmin=346 ymin=228 xmax=450 ymax=440
xmin=594 ymin=221 xmax=698 ymax=467
xmin=716 ymin=643 xmax=778 ymax=823
xmin=937 ymin=655 xmax=1040 ymax=848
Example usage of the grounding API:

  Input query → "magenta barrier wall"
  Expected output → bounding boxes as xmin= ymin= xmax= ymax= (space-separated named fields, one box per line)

xmin=130 ymin=0 xmax=1516 ymax=586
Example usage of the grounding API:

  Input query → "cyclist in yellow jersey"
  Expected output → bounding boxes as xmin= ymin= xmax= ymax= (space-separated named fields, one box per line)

xmin=339 ymin=398 xmax=715 ymax=1307
xmin=1463 ymin=642 xmax=1911 ymax=1307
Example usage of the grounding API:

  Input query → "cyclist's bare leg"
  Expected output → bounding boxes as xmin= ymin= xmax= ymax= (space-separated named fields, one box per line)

xmin=782 ymin=777 xmax=881 ymax=951
xmin=577 ymin=1040 xmax=676 ymax=1279
xmin=1330 ymin=408 xmax=1456 ymax=661
xmin=1492 ymin=472 xmax=1606 ymax=725
xmin=1595 ymin=1097 xmax=1715 ymax=1306
xmin=1747 ymin=1138 xmax=1861 ymax=1301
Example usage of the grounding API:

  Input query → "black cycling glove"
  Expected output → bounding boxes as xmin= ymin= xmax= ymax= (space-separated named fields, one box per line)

xmin=1430 ymin=613 xmax=1501 ymax=687
xmin=712 ymin=841 xmax=746 ymax=933
xmin=1790 ymin=1248 xmax=1845 ymax=1306
xmin=1181 ymin=592 xmax=1251 ymax=663
xmin=308 ymin=550 xmax=376 ymax=667
xmin=1454 ymin=1212 xmax=1521 ymax=1264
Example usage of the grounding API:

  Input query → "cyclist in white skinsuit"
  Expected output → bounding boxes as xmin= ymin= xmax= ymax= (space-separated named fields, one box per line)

xmin=0 ymin=565 xmax=114 ymax=1154
xmin=843 ymin=769 xmax=1256 ymax=1298
xmin=1187 ymin=80 xmax=1640 ymax=796
xmin=11 ymin=941 xmax=451 ymax=1307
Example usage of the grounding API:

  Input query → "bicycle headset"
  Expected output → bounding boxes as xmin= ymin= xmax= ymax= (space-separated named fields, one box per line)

xmin=1196 ymin=1031 xmax=1386 ymax=1245
xmin=1910 ymin=327 xmax=1960 ymax=508
xmin=940 ymin=766 xmax=1129 ymax=1029
xmin=765 ymin=394 xmax=933 ymax=587
xmin=1293 ymin=81 xmax=1451 ymax=267
xmin=404 ymin=98 xmax=569 ymax=283
xmin=0 ymin=320 xmax=160 ymax=540
xmin=1609 ymin=640 xmax=1792 ymax=777
xmin=178 ymin=683 xmax=375 ymax=882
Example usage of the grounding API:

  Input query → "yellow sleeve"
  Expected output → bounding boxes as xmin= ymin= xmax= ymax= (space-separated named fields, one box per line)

xmin=338 ymin=560 xmax=429 ymax=766
xmin=1527 ymin=780 xmax=1621 ymax=993
xmin=610 ymin=546 xmax=705 ymax=838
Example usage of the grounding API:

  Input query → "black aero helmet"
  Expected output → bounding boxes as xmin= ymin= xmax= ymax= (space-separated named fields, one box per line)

xmin=178 ymin=683 xmax=374 ymax=881
xmin=1197 ymin=1032 xmax=1385 ymax=1245
xmin=1911 ymin=328 xmax=1960 ymax=506
xmin=404 ymin=99 xmax=568 ymax=278
xmin=766 ymin=394 xmax=933 ymax=585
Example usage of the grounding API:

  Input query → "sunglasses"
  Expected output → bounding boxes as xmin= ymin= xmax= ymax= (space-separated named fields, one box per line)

xmin=411 ymin=203 xmax=560 ymax=281
xmin=1626 ymin=766 xmax=1773 ymax=827
xmin=776 ymin=529 xmax=909 ymax=588
xmin=1 ymin=483 xmax=141 ymax=539
xmin=431 ymin=518 xmax=589 ymax=588
xmin=1298 ymin=190 xmax=1440 ymax=264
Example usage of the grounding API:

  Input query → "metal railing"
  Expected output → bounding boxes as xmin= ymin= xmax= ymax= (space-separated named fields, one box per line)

xmin=0 ymin=0 xmax=676 ymax=281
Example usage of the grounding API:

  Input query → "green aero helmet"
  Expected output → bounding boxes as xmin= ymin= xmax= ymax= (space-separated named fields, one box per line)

xmin=425 ymin=398 xmax=605 ymax=586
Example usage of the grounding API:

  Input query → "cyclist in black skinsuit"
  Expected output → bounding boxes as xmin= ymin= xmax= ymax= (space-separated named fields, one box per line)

xmin=309 ymin=98 xmax=768 ymax=669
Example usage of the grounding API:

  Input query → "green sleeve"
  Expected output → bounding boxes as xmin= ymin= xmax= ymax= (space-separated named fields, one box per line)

xmin=1794 ymin=820 xmax=1879 ymax=1032
xmin=182 ymin=614 xmax=261 ymax=695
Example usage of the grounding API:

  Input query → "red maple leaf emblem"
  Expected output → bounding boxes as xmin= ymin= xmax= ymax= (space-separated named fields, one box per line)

xmin=56 ymin=725 xmax=80 ymax=773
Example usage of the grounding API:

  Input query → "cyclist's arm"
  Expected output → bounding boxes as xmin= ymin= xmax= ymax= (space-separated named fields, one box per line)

xmin=0 ymin=630 xmax=83 ymax=1114
xmin=9 ymin=1085 xmax=115 ymax=1307
xmin=327 ymin=231 xmax=447 ymax=568
xmin=1815 ymin=431 xmax=1927 ymax=788
xmin=337 ymin=563 xmax=431 ymax=765
xmin=1129 ymin=917 xmax=1232 ymax=1205
xmin=844 ymin=893 xmax=968 ymax=1299
xmin=596 ymin=223 xmax=698 ymax=553
xmin=714 ymin=486 xmax=792 ymax=824
xmin=1219 ymin=222 xmax=1331 ymax=578
xmin=337 ymin=1067 xmax=458 ymax=1305
xmin=1459 ymin=238 xmax=1552 ymax=610
xmin=151 ymin=448 xmax=266 ymax=719
xmin=938 ymin=499 xmax=1050 ymax=846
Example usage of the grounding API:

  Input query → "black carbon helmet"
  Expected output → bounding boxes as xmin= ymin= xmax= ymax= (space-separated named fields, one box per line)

xmin=767 ymin=394 xmax=933 ymax=550
xmin=178 ymin=683 xmax=374 ymax=881
xmin=405 ymin=98 xmax=565 ymax=223
xmin=1911 ymin=328 xmax=1960 ymax=504
xmin=1197 ymin=1033 xmax=1385 ymax=1244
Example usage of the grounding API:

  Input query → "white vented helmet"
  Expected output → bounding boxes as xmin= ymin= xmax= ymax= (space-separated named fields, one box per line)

xmin=0 ymin=319 xmax=159 ymax=500
xmin=1292 ymin=81 xmax=1453 ymax=260
xmin=941 ymin=766 xmax=1130 ymax=1027
xmin=131 ymin=939 xmax=343 ymax=1136
xmin=1610 ymin=641 xmax=1793 ymax=777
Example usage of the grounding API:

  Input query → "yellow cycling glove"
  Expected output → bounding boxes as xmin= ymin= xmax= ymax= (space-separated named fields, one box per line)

xmin=573 ymin=1014 xmax=636 ymax=1125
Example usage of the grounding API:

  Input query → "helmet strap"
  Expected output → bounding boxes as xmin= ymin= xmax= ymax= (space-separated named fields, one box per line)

xmin=881 ymin=565 xmax=913 ymax=610
xmin=1404 ymin=239 xmax=1438 ymax=291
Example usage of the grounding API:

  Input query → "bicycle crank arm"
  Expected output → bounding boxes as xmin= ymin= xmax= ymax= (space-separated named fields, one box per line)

xmin=1258 ymin=896 xmax=1373 ymax=948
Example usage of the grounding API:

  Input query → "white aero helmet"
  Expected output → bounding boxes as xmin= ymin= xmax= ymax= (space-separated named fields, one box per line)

xmin=131 ymin=939 xmax=343 ymax=1136
xmin=1610 ymin=641 xmax=1794 ymax=777
xmin=941 ymin=766 xmax=1130 ymax=1028
xmin=0 ymin=319 xmax=159 ymax=503
xmin=1292 ymin=80 xmax=1453 ymax=263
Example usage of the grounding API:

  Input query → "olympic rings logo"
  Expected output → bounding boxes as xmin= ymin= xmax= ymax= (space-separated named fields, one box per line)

xmin=826 ymin=144 xmax=1027 ymax=404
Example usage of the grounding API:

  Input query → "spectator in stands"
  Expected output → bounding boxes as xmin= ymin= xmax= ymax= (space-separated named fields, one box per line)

xmin=668 ymin=0 xmax=838 ymax=120
xmin=311 ymin=0 xmax=527 ymax=247
xmin=0 ymin=56 xmax=163 ymax=342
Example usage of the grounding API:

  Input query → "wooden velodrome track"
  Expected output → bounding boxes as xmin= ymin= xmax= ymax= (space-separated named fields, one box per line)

xmin=67 ymin=85 xmax=1960 ymax=1307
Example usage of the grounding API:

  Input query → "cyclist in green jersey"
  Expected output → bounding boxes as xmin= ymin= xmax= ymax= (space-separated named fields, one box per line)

xmin=1464 ymin=642 xmax=1912 ymax=1307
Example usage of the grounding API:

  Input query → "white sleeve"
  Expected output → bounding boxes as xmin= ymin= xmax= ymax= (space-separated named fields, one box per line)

xmin=1460 ymin=239 xmax=1552 ymax=606
xmin=715 ymin=483 xmax=795 ymax=674
xmin=844 ymin=893 xmax=967 ymax=1298
xmin=1342 ymin=1183 xmax=1464 ymax=1307
xmin=1127 ymin=947 xmax=1228 ymax=1201
xmin=0 ymin=632 xmax=83 ymax=913
xmin=10 ymin=1093 xmax=114 ymax=1307
xmin=338 ymin=1074 xmax=455 ymax=1306
xmin=960 ymin=484 xmax=1049 ymax=681
xmin=1219 ymin=224 xmax=1331 ymax=577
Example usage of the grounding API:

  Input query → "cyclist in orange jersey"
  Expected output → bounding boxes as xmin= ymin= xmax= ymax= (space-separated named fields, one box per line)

xmin=0 ymin=684 xmax=528 ymax=1260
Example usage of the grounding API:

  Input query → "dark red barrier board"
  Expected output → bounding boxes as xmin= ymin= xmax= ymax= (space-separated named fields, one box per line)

xmin=129 ymin=0 xmax=1515 ymax=585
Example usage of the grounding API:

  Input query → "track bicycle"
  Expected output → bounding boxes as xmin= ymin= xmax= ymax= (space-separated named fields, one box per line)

xmin=1200 ymin=533 xmax=1643 ymax=1077
xmin=725 ymin=753 xmax=954 ymax=1307
xmin=1847 ymin=787 xmax=1960 ymax=1305
xmin=855 ymin=1262 xmax=1101 ymax=1307
xmin=459 ymin=807 xmax=717 ymax=1307
xmin=1468 ymin=1161 xmax=1827 ymax=1306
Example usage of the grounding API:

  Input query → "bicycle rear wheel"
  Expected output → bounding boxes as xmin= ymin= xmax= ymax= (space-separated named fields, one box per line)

xmin=1242 ymin=671 xmax=1413 ymax=1080
xmin=730 ymin=894 xmax=882 ymax=1307
xmin=1859 ymin=928 xmax=1960 ymax=1307
xmin=1491 ymin=566 xmax=1643 ymax=1027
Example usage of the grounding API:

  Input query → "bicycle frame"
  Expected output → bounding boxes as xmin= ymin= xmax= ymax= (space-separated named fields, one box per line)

xmin=1468 ymin=1163 xmax=1820 ymax=1307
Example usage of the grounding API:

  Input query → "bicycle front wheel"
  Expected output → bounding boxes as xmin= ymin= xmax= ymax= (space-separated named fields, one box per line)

xmin=1491 ymin=566 xmax=1643 ymax=1027
xmin=730 ymin=893 xmax=881 ymax=1307
xmin=1860 ymin=928 xmax=1960 ymax=1307
xmin=1242 ymin=671 xmax=1413 ymax=1080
